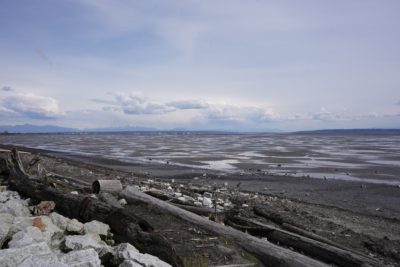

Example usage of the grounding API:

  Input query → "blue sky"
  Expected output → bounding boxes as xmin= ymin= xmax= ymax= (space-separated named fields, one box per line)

xmin=1 ymin=0 xmax=399 ymax=131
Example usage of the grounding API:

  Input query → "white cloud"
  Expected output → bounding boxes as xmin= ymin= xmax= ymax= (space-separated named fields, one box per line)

xmin=167 ymin=100 xmax=209 ymax=110
xmin=96 ymin=92 xmax=278 ymax=128
xmin=111 ymin=92 xmax=175 ymax=115
xmin=205 ymin=105 xmax=277 ymax=123
xmin=311 ymin=109 xmax=344 ymax=122
xmin=1 ymin=92 xmax=62 ymax=119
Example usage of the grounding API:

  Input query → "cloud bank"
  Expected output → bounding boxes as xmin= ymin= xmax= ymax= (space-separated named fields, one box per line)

xmin=0 ymin=88 xmax=62 ymax=119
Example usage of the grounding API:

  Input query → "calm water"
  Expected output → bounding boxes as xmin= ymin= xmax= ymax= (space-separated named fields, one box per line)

xmin=1 ymin=133 xmax=399 ymax=185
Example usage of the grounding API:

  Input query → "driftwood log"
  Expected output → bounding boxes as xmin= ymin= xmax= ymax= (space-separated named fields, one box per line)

xmin=4 ymin=149 xmax=182 ymax=267
xmin=120 ymin=186 xmax=330 ymax=267
xmin=226 ymin=216 xmax=378 ymax=267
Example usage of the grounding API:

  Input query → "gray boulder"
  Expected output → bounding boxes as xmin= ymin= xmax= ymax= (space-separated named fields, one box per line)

xmin=60 ymin=248 xmax=101 ymax=267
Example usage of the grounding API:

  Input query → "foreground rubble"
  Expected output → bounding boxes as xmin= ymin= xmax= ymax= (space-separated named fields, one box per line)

xmin=0 ymin=188 xmax=172 ymax=267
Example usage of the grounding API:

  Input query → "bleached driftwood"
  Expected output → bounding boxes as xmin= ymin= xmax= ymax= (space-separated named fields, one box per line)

xmin=120 ymin=186 xmax=330 ymax=267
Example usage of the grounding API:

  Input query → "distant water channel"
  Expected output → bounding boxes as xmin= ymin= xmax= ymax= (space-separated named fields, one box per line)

xmin=1 ymin=132 xmax=399 ymax=185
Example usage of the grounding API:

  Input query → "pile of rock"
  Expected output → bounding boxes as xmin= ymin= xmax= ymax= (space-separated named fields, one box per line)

xmin=138 ymin=179 xmax=235 ymax=211
xmin=0 ymin=188 xmax=171 ymax=267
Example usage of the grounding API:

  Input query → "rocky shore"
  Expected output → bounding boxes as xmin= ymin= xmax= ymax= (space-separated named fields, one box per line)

xmin=0 ymin=187 xmax=171 ymax=267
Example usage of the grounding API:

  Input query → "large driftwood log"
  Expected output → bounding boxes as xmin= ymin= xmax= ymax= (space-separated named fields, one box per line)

xmin=120 ymin=186 xmax=330 ymax=267
xmin=226 ymin=216 xmax=377 ymax=267
xmin=5 ymin=150 xmax=182 ymax=267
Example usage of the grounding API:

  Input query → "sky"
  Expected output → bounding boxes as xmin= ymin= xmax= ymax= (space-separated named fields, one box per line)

xmin=1 ymin=0 xmax=400 ymax=131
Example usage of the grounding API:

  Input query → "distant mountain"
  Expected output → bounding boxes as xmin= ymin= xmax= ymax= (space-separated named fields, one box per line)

xmin=85 ymin=126 xmax=159 ymax=132
xmin=294 ymin=129 xmax=400 ymax=135
xmin=0 ymin=124 xmax=77 ymax=133
xmin=4 ymin=124 xmax=396 ymax=135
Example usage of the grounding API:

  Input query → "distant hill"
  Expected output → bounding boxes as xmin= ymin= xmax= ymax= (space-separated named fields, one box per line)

xmin=0 ymin=124 xmax=77 ymax=133
xmin=86 ymin=126 xmax=159 ymax=132
xmin=2 ymin=124 xmax=397 ymax=135
xmin=294 ymin=129 xmax=400 ymax=135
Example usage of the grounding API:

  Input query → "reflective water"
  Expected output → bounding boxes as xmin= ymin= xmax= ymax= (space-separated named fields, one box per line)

xmin=1 ymin=133 xmax=399 ymax=185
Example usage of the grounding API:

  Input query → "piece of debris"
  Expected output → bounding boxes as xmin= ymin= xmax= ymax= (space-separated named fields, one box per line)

xmin=34 ymin=201 xmax=56 ymax=216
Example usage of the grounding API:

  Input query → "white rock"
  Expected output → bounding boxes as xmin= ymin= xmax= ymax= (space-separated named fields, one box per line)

xmin=0 ymin=212 xmax=14 ymax=224
xmin=203 ymin=192 xmax=212 ymax=199
xmin=60 ymin=248 xmax=101 ymax=267
xmin=193 ymin=201 xmax=202 ymax=207
xmin=115 ymin=243 xmax=139 ymax=260
xmin=33 ymin=216 xmax=64 ymax=242
xmin=63 ymin=233 xmax=107 ymax=254
xmin=0 ymin=215 xmax=12 ymax=247
xmin=1 ymin=199 xmax=30 ymax=217
xmin=84 ymin=220 xmax=110 ymax=238
xmin=115 ymin=243 xmax=172 ymax=267
xmin=177 ymin=196 xmax=186 ymax=202
xmin=134 ymin=253 xmax=172 ymax=267
xmin=174 ymin=192 xmax=182 ymax=197
xmin=8 ymin=226 xmax=47 ymax=248
xmin=70 ymin=191 xmax=79 ymax=195
xmin=0 ymin=242 xmax=54 ymax=267
xmin=216 ymin=205 xmax=224 ymax=212
xmin=50 ymin=212 xmax=71 ymax=231
xmin=9 ymin=216 xmax=32 ymax=236
xmin=118 ymin=198 xmax=127 ymax=205
xmin=223 ymin=202 xmax=232 ymax=207
xmin=67 ymin=218 xmax=84 ymax=234
xmin=17 ymin=255 xmax=67 ymax=267
xmin=0 ymin=190 xmax=20 ymax=203
xmin=202 ymin=197 xmax=212 ymax=208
